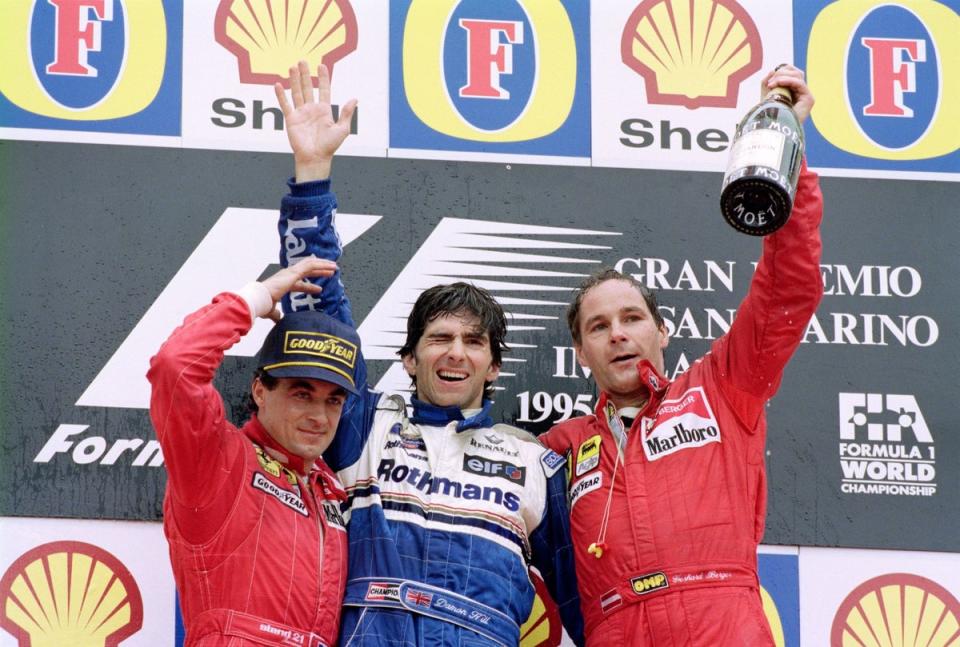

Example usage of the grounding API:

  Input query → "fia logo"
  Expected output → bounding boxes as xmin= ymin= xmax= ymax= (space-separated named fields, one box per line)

xmin=0 ymin=0 xmax=182 ymax=134
xmin=838 ymin=392 xmax=932 ymax=443
xmin=389 ymin=0 xmax=590 ymax=157
xmin=797 ymin=0 xmax=960 ymax=173
xmin=837 ymin=392 xmax=936 ymax=496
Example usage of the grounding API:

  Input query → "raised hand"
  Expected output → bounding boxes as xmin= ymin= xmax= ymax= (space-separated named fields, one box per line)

xmin=761 ymin=64 xmax=815 ymax=124
xmin=274 ymin=60 xmax=358 ymax=182
xmin=260 ymin=257 xmax=338 ymax=320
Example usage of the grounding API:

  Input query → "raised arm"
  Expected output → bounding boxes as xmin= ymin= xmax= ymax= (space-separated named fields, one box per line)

xmin=148 ymin=259 xmax=337 ymax=507
xmin=275 ymin=61 xmax=358 ymax=322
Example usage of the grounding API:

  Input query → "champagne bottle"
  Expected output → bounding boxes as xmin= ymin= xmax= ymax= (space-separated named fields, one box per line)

xmin=720 ymin=86 xmax=804 ymax=236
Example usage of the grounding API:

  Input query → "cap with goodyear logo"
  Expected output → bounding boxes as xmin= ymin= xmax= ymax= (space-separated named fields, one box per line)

xmin=256 ymin=310 xmax=361 ymax=395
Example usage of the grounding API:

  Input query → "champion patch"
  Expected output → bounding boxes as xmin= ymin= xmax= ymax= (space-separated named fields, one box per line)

xmin=575 ymin=434 xmax=602 ymax=476
xmin=569 ymin=472 xmax=602 ymax=509
xmin=251 ymin=473 xmax=307 ymax=516
xmin=366 ymin=582 xmax=400 ymax=602
xmin=642 ymin=387 xmax=720 ymax=461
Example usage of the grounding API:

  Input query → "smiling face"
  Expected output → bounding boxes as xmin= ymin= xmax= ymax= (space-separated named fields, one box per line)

xmin=252 ymin=377 xmax=346 ymax=467
xmin=402 ymin=311 xmax=501 ymax=411
xmin=574 ymin=279 xmax=669 ymax=407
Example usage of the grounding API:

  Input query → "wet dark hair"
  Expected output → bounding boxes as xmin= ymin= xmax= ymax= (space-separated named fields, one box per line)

xmin=398 ymin=282 xmax=508 ymax=401
xmin=567 ymin=268 xmax=664 ymax=345
xmin=247 ymin=368 xmax=278 ymax=414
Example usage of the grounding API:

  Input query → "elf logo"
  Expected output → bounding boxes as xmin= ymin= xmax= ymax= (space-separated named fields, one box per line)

xmin=463 ymin=454 xmax=526 ymax=485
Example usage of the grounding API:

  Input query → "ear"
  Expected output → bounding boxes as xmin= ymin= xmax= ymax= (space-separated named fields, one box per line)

xmin=251 ymin=377 xmax=266 ymax=409
xmin=575 ymin=344 xmax=588 ymax=368
xmin=485 ymin=361 xmax=501 ymax=383
xmin=401 ymin=352 xmax=417 ymax=377
xmin=658 ymin=323 xmax=670 ymax=350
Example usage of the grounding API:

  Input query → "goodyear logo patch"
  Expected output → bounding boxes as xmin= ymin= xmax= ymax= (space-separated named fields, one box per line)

xmin=0 ymin=0 xmax=183 ymax=135
xmin=569 ymin=472 xmax=602 ymax=509
xmin=795 ymin=0 xmax=960 ymax=174
xmin=575 ymin=434 xmax=601 ymax=477
xmin=389 ymin=0 xmax=591 ymax=157
xmin=251 ymin=473 xmax=307 ymax=516
xmin=283 ymin=331 xmax=357 ymax=369
xmin=630 ymin=571 xmax=669 ymax=596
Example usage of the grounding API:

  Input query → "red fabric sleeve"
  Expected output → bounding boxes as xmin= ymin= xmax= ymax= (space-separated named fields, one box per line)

xmin=710 ymin=160 xmax=824 ymax=429
xmin=147 ymin=293 xmax=251 ymax=509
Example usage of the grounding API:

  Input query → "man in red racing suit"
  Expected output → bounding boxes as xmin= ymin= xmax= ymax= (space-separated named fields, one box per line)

xmin=539 ymin=65 xmax=823 ymax=645
xmin=149 ymin=259 xmax=356 ymax=646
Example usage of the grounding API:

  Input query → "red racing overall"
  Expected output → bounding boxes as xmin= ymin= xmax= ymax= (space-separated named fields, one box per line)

xmin=149 ymin=293 xmax=348 ymax=646
xmin=540 ymin=163 xmax=823 ymax=645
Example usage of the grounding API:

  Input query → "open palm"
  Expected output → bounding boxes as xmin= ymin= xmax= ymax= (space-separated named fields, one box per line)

xmin=275 ymin=60 xmax=357 ymax=176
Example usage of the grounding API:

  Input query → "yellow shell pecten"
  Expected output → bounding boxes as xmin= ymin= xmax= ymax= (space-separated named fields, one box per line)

xmin=2 ymin=542 xmax=142 ymax=646
xmin=835 ymin=576 xmax=960 ymax=647
xmin=621 ymin=0 xmax=762 ymax=108
xmin=216 ymin=0 xmax=358 ymax=84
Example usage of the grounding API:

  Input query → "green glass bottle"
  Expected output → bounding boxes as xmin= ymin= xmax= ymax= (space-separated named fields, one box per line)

xmin=720 ymin=87 xmax=804 ymax=236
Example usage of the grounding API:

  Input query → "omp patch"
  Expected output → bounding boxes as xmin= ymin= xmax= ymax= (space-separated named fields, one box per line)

xmin=251 ymin=473 xmax=307 ymax=516
xmin=575 ymin=434 xmax=602 ymax=476
xmin=643 ymin=387 xmax=720 ymax=461
xmin=631 ymin=572 xmax=669 ymax=595
xmin=569 ymin=472 xmax=602 ymax=509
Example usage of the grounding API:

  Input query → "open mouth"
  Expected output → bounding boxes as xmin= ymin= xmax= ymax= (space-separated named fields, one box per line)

xmin=438 ymin=370 xmax=468 ymax=383
xmin=612 ymin=354 xmax=638 ymax=366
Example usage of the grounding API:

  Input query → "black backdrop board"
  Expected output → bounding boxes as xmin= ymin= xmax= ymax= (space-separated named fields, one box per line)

xmin=1 ymin=140 xmax=956 ymax=552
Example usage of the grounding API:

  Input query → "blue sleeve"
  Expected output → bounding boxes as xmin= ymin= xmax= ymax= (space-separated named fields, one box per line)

xmin=278 ymin=177 xmax=353 ymax=323
xmin=279 ymin=177 xmax=375 ymax=470
xmin=530 ymin=464 xmax=585 ymax=647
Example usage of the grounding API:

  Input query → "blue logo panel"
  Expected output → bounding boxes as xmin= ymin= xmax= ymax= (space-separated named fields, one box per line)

xmin=795 ymin=0 xmax=959 ymax=173
xmin=0 ymin=0 xmax=182 ymax=135
xmin=390 ymin=0 xmax=590 ymax=157
xmin=758 ymin=552 xmax=800 ymax=647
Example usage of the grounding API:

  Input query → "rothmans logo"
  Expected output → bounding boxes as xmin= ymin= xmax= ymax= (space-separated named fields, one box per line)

xmin=283 ymin=331 xmax=357 ymax=368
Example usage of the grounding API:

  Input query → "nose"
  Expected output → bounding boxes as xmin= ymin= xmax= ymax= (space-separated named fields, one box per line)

xmin=446 ymin=336 xmax=466 ymax=360
xmin=306 ymin=404 xmax=331 ymax=430
xmin=608 ymin=319 xmax=628 ymax=342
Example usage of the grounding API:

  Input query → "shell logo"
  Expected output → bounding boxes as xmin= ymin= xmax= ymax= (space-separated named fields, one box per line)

xmin=0 ymin=541 xmax=144 ymax=647
xmin=520 ymin=569 xmax=562 ymax=647
xmin=620 ymin=0 xmax=762 ymax=109
xmin=831 ymin=573 xmax=960 ymax=646
xmin=761 ymin=585 xmax=786 ymax=647
xmin=215 ymin=0 xmax=358 ymax=86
